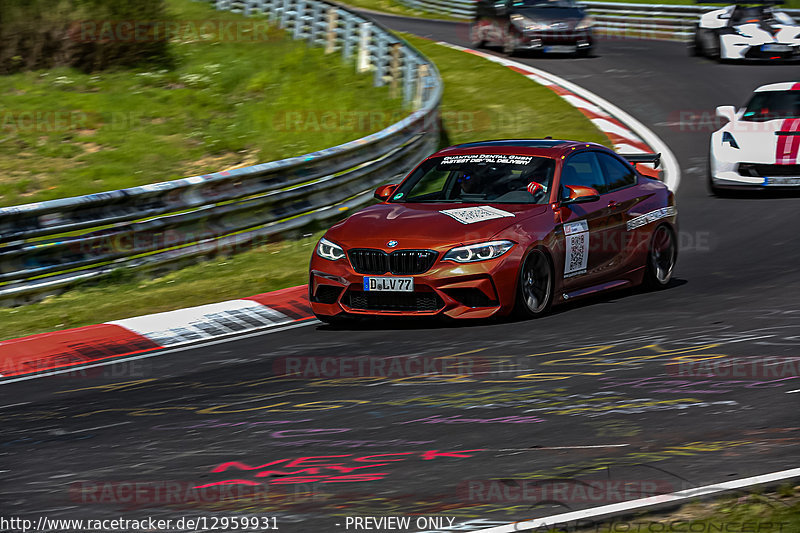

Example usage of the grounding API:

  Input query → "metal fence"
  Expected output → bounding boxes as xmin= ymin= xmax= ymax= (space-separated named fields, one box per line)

xmin=0 ymin=0 xmax=443 ymax=307
xmin=395 ymin=0 xmax=799 ymax=42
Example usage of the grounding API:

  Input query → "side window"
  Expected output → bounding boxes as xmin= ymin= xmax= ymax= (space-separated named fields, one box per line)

xmin=597 ymin=152 xmax=637 ymax=191
xmin=560 ymin=151 xmax=607 ymax=196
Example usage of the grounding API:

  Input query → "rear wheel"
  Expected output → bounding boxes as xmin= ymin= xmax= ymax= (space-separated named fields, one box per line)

xmin=514 ymin=249 xmax=554 ymax=318
xmin=643 ymin=225 xmax=676 ymax=289
xmin=689 ymin=27 xmax=701 ymax=56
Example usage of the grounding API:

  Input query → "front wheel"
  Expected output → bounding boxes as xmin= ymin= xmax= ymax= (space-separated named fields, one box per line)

xmin=470 ymin=22 xmax=487 ymax=48
xmin=514 ymin=249 xmax=554 ymax=318
xmin=503 ymin=32 xmax=519 ymax=56
xmin=643 ymin=225 xmax=677 ymax=290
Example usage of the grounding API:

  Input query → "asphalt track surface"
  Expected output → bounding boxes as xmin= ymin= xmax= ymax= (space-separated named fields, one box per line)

xmin=2 ymin=16 xmax=800 ymax=533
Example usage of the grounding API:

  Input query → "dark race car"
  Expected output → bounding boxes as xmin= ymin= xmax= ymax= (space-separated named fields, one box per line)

xmin=309 ymin=140 xmax=677 ymax=323
xmin=471 ymin=0 xmax=595 ymax=56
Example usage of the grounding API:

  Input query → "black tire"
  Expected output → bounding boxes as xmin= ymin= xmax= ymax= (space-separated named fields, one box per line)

xmin=576 ymin=46 xmax=593 ymax=58
xmin=709 ymin=33 xmax=722 ymax=61
xmin=503 ymin=31 xmax=519 ymax=56
xmin=707 ymin=157 xmax=723 ymax=197
xmin=470 ymin=22 xmax=486 ymax=49
xmin=689 ymin=27 xmax=701 ymax=56
xmin=643 ymin=224 xmax=677 ymax=290
xmin=514 ymin=249 xmax=554 ymax=318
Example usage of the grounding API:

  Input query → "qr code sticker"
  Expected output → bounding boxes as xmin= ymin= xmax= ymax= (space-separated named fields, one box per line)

xmin=564 ymin=225 xmax=589 ymax=277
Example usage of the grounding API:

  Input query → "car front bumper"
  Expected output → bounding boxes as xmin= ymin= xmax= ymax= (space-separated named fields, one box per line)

xmin=308 ymin=250 xmax=524 ymax=320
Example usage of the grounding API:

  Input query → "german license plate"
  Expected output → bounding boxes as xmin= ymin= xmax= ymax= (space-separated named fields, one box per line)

xmin=765 ymin=176 xmax=800 ymax=186
xmin=545 ymin=45 xmax=577 ymax=53
xmin=363 ymin=277 xmax=414 ymax=292
xmin=762 ymin=44 xmax=792 ymax=52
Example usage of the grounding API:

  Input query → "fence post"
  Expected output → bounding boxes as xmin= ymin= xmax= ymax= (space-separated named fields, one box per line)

xmin=414 ymin=63 xmax=429 ymax=110
xmin=325 ymin=7 xmax=339 ymax=53
xmin=389 ymin=43 xmax=401 ymax=99
xmin=342 ymin=15 xmax=355 ymax=59
xmin=374 ymin=33 xmax=387 ymax=86
xmin=357 ymin=22 xmax=372 ymax=73
xmin=403 ymin=54 xmax=415 ymax=106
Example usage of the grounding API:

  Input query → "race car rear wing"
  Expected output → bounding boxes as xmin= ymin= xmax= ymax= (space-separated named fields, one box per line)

xmin=622 ymin=153 xmax=661 ymax=169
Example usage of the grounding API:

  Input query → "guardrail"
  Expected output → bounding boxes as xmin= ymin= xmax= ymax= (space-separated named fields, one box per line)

xmin=0 ymin=0 xmax=443 ymax=307
xmin=394 ymin=0 xmax=799 ymax=42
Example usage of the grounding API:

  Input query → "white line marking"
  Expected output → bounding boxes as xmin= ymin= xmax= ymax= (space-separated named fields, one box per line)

xmin=495 ymin=444 xmax=630 ymax=451
xmin=787 ymin=389 xmax=800 ymax=393
xmin=437 ymin=41 xmax=681 ymax=192
xmin=467 ymin=467 xmax=800 ymax=533
xmin=72 ymin=422 xmax=132 ymax=433
xmin=0 ymin=320 xmax=318 ymax=385
xmin=0 ymin=402 xmax=30 ymax=409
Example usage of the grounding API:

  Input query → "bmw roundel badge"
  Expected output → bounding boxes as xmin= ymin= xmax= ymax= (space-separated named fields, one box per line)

xmin=387 ymin=240 xmax=398 ymax=248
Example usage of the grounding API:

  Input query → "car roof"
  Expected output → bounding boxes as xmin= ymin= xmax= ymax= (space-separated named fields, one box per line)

xmin=430 ymin=139 xmax=609 ymax=158
xmin=754 ymin=82 xmax=800 ymax=92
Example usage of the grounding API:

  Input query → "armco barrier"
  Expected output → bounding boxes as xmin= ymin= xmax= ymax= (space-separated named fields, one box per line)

xmin=0 ymin=0 xmax=442 ymax=306
xmin=395 ymin=0 xmax=799 ymax=42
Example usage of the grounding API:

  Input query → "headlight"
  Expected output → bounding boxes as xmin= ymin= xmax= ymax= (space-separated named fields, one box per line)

xmin=575 ymin=16 xmax=594 ymax=30
xmin=510 ymin=13 xmax=548 ymax=31
xmin=722 ymin=131 xmax=740 ymax=149
xmin=443 ymin=240 xmax=515 ymax=263
xmin=316 ymin=238 xmax=345 ymax=261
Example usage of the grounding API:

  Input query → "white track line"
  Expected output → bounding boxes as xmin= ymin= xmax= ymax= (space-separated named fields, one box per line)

xmin=469 ymin=467 xmax=800 ymax=533
xmin=436 ymin=42 xmax=681 ymax=192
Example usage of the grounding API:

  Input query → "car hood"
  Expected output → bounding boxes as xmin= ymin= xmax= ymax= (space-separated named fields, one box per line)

xmin=511 ymin=7 xmax=584 ymax=22
xmin=719 ymin=117 xmax=800 ymax=163
xmin=325 ymin=203 xmax=548 ymax=251
xmin=733 ymin=22 xmax=800 ymax=44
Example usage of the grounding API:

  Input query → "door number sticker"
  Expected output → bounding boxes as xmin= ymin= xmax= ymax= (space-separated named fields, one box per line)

xmin=564 ymin=220 xmax=589 ymax=278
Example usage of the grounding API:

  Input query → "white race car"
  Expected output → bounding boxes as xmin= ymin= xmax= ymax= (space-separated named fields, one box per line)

xmin=709 ymin=81 xmax=800 ymax=194
xmin=691 ymin=1 xmax=800 ymax=61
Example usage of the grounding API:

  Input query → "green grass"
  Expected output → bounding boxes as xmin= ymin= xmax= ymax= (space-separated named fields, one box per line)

xmin=0 ymin=232 xmax=321 ymax=341
xmin=403 ymin=34 xmax=610 ymax=147
xmin=555 ymin=487 xmax=800 ymax=533
xmin=0 ymin=36 xmax=608 ymax=341
xmin=339 ymin=0 xmax=464 ymax=20
xmin=0 ymin=0 xmax=401 ymax=207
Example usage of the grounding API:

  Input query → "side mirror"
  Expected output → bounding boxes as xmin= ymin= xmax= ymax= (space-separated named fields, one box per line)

xmin=716 ymin=105 xmax=736 ymax=123
xmin=561 ymin=185 xmax=600 ymax=205
xmin=374 ymin=183 xmax=399 ymax=202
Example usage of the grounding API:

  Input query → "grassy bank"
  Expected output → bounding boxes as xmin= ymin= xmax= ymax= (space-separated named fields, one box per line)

xmin=0 ymin=35 xmax=609 ymax=341
xmin=562 ymin=487 xmax=800 ymax=533
xmin=0 ymin=0 xmax=401 ymax=207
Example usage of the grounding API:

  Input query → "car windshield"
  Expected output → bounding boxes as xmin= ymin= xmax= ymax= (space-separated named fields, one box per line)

xmin=731 ymin=6 xmax=765 ymax=24
xmin=511 ymin=0 xmax=578 ymax=8
xmin=741 ymin=90 xmax=800 ymax=122
xmin=390 ymin=154 xmax=556 ymax=204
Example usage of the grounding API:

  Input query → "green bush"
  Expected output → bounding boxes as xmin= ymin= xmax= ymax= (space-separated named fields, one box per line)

xmin=0 ymin=0 xmax=172 ymax=74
